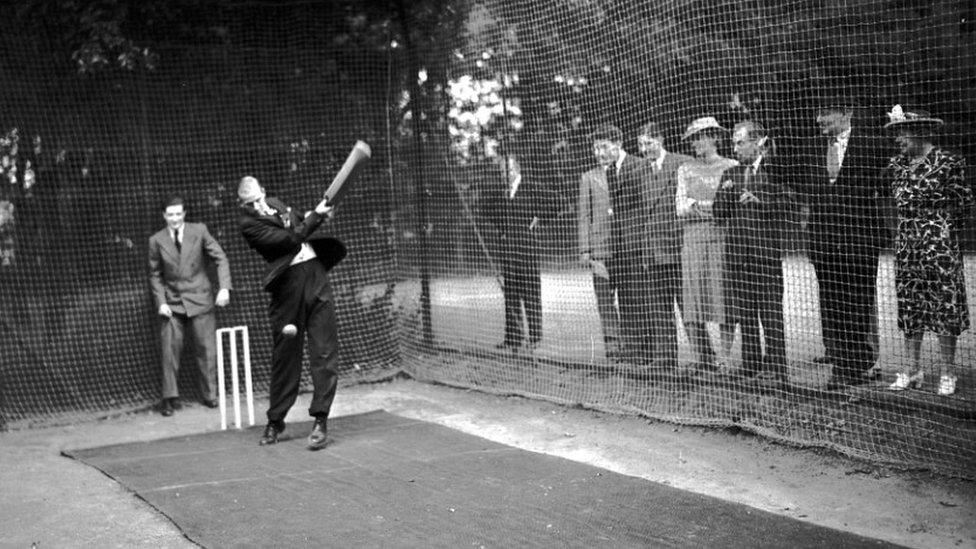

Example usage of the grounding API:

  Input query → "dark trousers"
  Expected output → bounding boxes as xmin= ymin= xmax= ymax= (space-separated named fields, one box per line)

xmin=502 ymin=261 xmax=542 ymax=344
xmin=813 ymin=251 xmax=878 ymax=376
xmin=160 ymin=311 xmax=216 ymax=400
xmin=730 ymin=259 xmax=786 ymax=375
xmin=613 ymin=257 xmax=652 ymax=361
xmin=267 ymin=260 xmax=339 ymax=423
xmin=591 ymin=271 xmax=620 ymax=354
xmin=646 ymin=262 xmax=680 ymax=368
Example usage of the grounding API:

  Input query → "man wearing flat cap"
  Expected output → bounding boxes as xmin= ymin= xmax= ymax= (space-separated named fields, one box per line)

xmin=237 ymin=176 xmax=347 ymax=450
xmin=801 ymin=99 xmax=888 ymax=389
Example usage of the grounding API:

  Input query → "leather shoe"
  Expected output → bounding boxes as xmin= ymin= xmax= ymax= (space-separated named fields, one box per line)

xmin=259 ymin=421 xmax=285 ymax=446
xmin=307 ymin=417 xmax=328 ymax=451
xmin=202 ymin=398 xmax=219 ymax=409
xmin=159 ymin=399 xmax=173 ymax=417
xmin=169 ymin=398 xmax=182 ymax=411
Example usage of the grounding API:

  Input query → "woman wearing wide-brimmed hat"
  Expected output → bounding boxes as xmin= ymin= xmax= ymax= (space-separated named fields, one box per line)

xmin=675 ymin=117 xmax=738 ymax=371
xmin=884 ymin=106 xmax=971 ymax=396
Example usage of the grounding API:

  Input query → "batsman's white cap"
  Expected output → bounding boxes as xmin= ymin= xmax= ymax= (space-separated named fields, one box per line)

xmin=238 ymin=176 xmax=265 ymax=204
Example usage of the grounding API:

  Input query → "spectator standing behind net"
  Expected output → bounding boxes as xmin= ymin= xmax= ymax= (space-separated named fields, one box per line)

xmin=883 ymin=106 xmax=971 ymax=396
xmin=484 ymin=154 xmax=557 ymax=352
xmin=148 ymin=196 xmax=232 ymax=417
xmin=800 ymin=99 xmax=887 ymax=390
xmin=237 ymin=176 xmax=346 ymax=450
xmin=714 ymin=121 xmax=790 ymax=382
xmin=595 ymin=124 xmax=654 ymax=366
xmin=676 ymin=117 xmax=738 ymax=372
xmin=579 ymin=136 xmax=621 ymax=359
xmin=638 ymin=122 xmax=692 ymax=372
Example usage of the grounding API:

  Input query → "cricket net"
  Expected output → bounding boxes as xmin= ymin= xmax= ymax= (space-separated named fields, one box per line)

xmin=0 ymin=1 xmax=974 ymax=477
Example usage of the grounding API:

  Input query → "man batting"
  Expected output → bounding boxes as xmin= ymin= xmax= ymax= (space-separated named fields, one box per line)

xmin=237 ymin=176 xmax=346 ymax=450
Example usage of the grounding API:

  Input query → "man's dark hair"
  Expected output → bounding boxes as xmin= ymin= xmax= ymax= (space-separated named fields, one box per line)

xmin=638 ymin=121 xmax=663 ymax=139
xmin=591 ymin=123 xmax=623 ymax=143
xmin=163 ymin=196 xmax=185 ymax=211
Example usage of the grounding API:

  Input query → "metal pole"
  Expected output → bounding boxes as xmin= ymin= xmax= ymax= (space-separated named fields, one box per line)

xmin=396 ymin=0 xmax=434 ymax=346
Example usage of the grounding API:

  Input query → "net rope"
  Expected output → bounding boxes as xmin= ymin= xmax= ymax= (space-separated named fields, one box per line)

xmin=0 ymin=0 xmax=973 ymax=477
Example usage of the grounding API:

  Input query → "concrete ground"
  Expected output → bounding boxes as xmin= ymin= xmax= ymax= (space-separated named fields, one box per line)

xmin=1 ymin=378 xmax=973 ymax=548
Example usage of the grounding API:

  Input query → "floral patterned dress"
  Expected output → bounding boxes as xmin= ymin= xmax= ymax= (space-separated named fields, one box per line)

xmin=890 ymin=148 xmax=971 ymax=336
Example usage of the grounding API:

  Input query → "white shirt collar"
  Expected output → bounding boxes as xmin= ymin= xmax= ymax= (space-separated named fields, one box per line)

xmin=751 ymin=155 xmax=764 ymax=173
xmin=653 ymin=149 xmax=668 ymax=171
xmin=610 ymin=150 xmax=626 ymax=173
xmin=508 ymin=172 xmax=522 ymax=199
xmin=835 ymin=127 xmax=851 ymax=148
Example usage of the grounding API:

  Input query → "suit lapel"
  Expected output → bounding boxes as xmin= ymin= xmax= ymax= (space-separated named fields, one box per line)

xmin=159 ymin=229 xmax=180 ymax=262
xmin=663 ymin=154 xmax=680 ymax=176
xmin=266 ymin=198 xmax=293 ymax=227
xmin=594 ymin=170 xmax=608 ymax=194
xmin=829 ymin=132 xmax=856 ymax=181
xmin=179 ymin=225 xmax=196 ymax=263
xmin=248 ymin=208 xmax=284 ymax=228
xmin=649 ymin=156 xmax=675 ymax=207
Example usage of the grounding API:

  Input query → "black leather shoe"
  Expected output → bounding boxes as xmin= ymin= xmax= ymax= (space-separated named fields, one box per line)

xmin=169 ymin=398 xmax=183 ymax=411
xmin=307 ymin=417 xmax=328 ymax=451
xmin=159 ymin=399 xmax=173 ymax=417
xmin=202 ymin=398 xmax=219 ymax=409
xmin=259 ymin=421 xmax=285 ymax=446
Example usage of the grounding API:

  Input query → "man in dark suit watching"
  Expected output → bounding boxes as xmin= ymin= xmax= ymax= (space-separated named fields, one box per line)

xmin=149 ymin=196 xmax=232 ymax=417
xmin=638 ymin=121 xmax=692 ymax=371
xmin=485 ymin=154 xmax=557 ymax=352
xmin=803 ymin=101 xmax=887 ymax=389
xmin=593 ymin=123 xmax=652 ymax=367
xmin=238 ymin=176 xmax=346 ymax=449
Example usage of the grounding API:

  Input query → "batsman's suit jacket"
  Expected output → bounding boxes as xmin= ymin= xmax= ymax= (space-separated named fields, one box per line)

xmin=149 ymin=222 xmax=232 ymax=316
xmin=644 ymin=152 xmax=693 ymax=266
xmin=578 ymin=166 xmax=613 ymax=261
xmin=238 ymin=197 xmax=347 ymax=293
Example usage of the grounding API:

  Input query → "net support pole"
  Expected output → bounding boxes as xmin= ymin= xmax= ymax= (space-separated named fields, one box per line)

xmin=396 ymin=0 xmax=434 ymax=346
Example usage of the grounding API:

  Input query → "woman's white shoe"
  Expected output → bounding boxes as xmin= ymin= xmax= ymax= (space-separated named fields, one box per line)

xmin=888 ymin=372 xmax=911 ymax=391
xmin=937 ymin=375 xmax=957 ymax=396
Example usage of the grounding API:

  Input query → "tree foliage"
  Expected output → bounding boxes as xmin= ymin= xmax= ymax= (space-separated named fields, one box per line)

xmin=457 ymin=0 xmax=976 ymax=193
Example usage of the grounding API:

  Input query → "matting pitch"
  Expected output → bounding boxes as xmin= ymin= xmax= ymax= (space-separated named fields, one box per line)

xmin=64 ymin=410 xmax=902 ymax=548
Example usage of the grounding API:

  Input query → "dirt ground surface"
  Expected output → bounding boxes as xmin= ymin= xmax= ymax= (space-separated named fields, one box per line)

xmin=1 ymin=378 xmax=973 ymax=549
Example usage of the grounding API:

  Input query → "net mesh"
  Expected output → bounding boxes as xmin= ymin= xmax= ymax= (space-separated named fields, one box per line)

xmin=1 ymin=0 xmax=974 ymax=477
